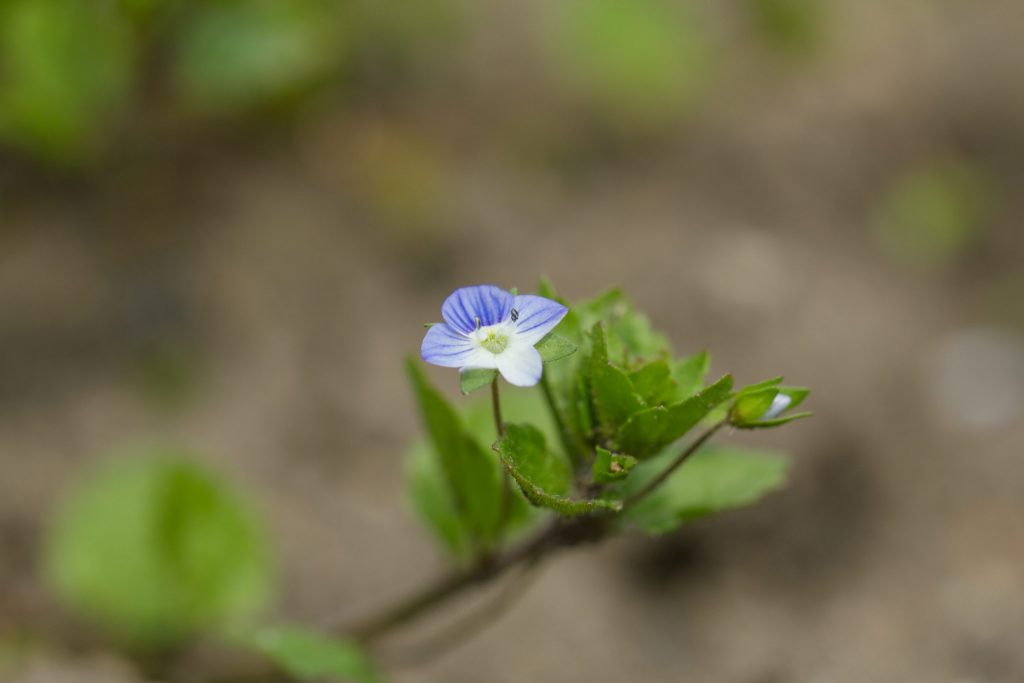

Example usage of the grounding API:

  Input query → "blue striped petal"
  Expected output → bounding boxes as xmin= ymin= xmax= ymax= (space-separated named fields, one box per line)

xmin=441 ymin=285 xmax=514 ymax=334
xmin=511 ymin=295 xmax=569 ymax=345
xmin=421 ymin=323 xmax=476 ymax=367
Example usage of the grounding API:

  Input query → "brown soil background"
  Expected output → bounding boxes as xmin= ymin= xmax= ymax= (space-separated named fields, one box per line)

xmin=2 ymin=1 xmax=1023 ymax=681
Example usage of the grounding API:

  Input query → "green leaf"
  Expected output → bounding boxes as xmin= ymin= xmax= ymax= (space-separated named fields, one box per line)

xmin=250 ymin=625 xmax=382 ymax=682
xmin=174 ymin=0 xmax=344 ymax=113
xmin=406 ymin=360 xmax=503 ymax=544
xmin=628 ymin=359 xmax=677 ymax=406
xmin=672 ymin=350 xmax=710 ymax=399
xmin=535 ymin=333 xmax=578 ymax=362
xmin=590 ymin=323 xmax=645 ymax=438
xmin=592 ymin=447 xmax=638 ymax=484
xmin=617 ymin=374 xmax=734 ymax=458
xmin=494 ymin=424 xmax=619 ymax=516
xmin=406 ymin=442 xmax=472 ymax=559
xmin=621 ymin=446 xmax=789 ymax=535
xmin=0 ymin=0 xmax=135 ymax=163
xmin=45 ymin=453 xmax=273 ymax=647
xmin=460 ymin=368 xmax=497 ymax=395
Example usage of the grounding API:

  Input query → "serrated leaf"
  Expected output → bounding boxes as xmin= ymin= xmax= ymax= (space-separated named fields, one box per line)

xmin=620 ymin=446 xmax=789 ymax=535
xmin=250 ymin=625 xmax=382 ymax=682
xmin=459 ymin=368 xmax=497 ymax=395
xmin=45 ymin=453 xmax=272 ymax=647
xmin=672 ymin=350 xmax=710 ymax=399
xmin=494 ymin=424 xmax=620 ymax=516
xmin=629 ymin=359 xmax=677 ymax=406
xmin=536 ymin=332 xmax=578 ymax=362
xmin=590 ymin=323 xmax=645 ymax=438
xmin=617 ymin=374 xmax=734 ymax=458
xmin=406 ymin=360 xmax=503 ymax=544
xmin=592 ymin=447 xmax=638 ymax=484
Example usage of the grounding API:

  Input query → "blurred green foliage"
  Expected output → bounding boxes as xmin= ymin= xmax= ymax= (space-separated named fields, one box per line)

xmin=746 ymin=0 xmax=825 ymax=57
xmin=0 ymin=0 xmax=135 ymax=163
xmin=174 ymin=0 xmax=345 ymax=113
xmin=543 ymin=0 xmax=714 ymax=125
xmin=876 ymin=160 xmax=994 ymax=271
xmin=248 ymin=625 xmax=382 ymax=682
xmin=46 ymin=452 xmax=273 ymax=648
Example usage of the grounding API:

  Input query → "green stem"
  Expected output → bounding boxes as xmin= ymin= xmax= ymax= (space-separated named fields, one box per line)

xmin=620 ymin=420 xmax=726 ymax=512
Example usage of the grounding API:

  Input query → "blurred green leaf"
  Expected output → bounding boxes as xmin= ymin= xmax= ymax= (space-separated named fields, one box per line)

xmin=592 ymin=447 xmax=637 ymax=484
xmin=544 ymin=0 xmax=714 ymax=123
xmin=46 ymin=452 xmax=273 ymax=647
xmin=407 ymin=360 xmax=504 ymax=545
xmin=621 ymin=446 xmax=789 ymax=534
xmin=460 ymin=368 xmax=497 ymax=395
xmin=876 ymin=160 xmax=994 ymax=271
xmin=536 ymin=332 xmax=578 ymax=363
xmin=406 ymin=441 xmax=473 ymax=559
xmin=250 ymin=625 xmax=382 ymax=682
xmin=747 ymin=0 xmax=825 ymax=57
xmin=175 ymin=0 xmax=344 ymax=113
xmin=494 ymin=424 xmax=619 ymax=516
xmin=0 ymin=0 xmax=135 ymax=163
xmin=617 ymin=374 xmax=733 ymax=458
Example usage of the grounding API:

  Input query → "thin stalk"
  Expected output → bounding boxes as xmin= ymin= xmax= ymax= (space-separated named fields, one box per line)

xmin=621 ymin=420 xmax=725 ymax=512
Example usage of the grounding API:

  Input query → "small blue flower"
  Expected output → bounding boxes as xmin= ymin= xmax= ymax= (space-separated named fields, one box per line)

xmin=421 ymin=284 xmax=569 ymax=387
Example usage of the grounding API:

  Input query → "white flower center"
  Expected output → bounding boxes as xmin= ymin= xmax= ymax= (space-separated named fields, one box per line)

xmin=474 ymin=323 xmax=513 ymax=355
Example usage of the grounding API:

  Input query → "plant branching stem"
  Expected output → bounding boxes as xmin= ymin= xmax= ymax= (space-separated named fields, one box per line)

xmin=383 ymin=558 xmax=541 ymax=667
xmin=340 ymin=514 xmax=606 ymax=644
xmin=620 ymin=420 xmax=726 ymax=512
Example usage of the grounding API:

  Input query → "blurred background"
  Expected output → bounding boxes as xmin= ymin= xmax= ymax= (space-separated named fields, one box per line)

xmin=1 ymin=0 xmax=1023 ymax=680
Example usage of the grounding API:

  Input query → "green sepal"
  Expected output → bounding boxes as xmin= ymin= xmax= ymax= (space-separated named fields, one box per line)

xmin=535 ymin=332 xmax=578 ymax=362
xmin=616 ymin=374 xmax=734 ymax=458
xmin=494 ymin=424 xmax=620 ymax=516
xmin=732 ymin=387 xmax=780 ymax=423
xmin=459 ymin=368 xmax=497 ymax=395
xmin=734 ymin=411 xmax=813 ymax=430
xmin=737 ymin=376 xmax=783 ymax=395
xmin=731 ymin=384 xmax=811 ymax=429
xmin=592 ymin=447 xmax=638 ymax=484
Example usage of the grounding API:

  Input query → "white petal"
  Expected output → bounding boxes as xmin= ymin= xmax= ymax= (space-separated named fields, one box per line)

xmin=495 ymin=345 xmax=543 ymax=387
